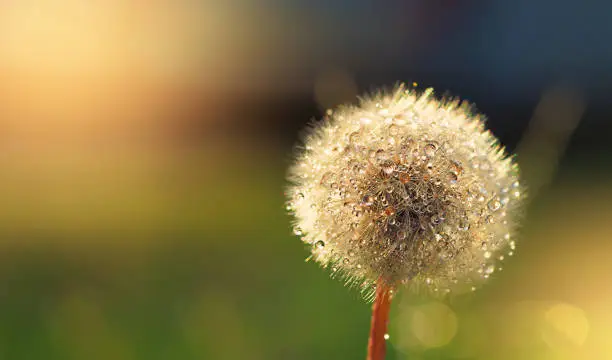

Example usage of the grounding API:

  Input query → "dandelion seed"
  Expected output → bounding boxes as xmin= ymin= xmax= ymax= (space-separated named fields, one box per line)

xmin=287 ymin=85 xmax=523 ymax=293
xmin=285 ymin=84 xmax=525 ymax=359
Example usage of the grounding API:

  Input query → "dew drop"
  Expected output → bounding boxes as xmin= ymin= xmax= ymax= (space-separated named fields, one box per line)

xmin=448 ymin=172 xmax=458 ymax=184
xmin=375 ymin=149 xmax=386 ymax=162
xmin=458 ymin=219 xmax=470 ymax=231
xmin=294 ymin=227 xmax=303 ymax=236
xmin=384 ymin=206 xmax=396 ymax=216
xmin=485 ymin=265 xmax=495 ymax=274
xmin=314 ymin=240 xmax=325 ymax=249
xmin=399 ymin=173 xmax=411 ymax=184
xmin=484 ymin=251 xmax=492 ymax=259
xmin=423 ymin=143 xmax=437 ymax=157
xmin=320 ymin=172 xmax=332 ymax=186
xmin=348 ymin=250 xmax=355 ymax=257
xmin=487 ymin=198 xmax=501 ymax=211
xmin=381 ymin=160 xmax=396 ymax=175
xmin=361 ymin=195 xmax=375 ymax=207
xmin=384 ymin=334 xmax=390 ymax=340
xmin=509 ymin=241 xmax=516 ymax=250
xmin=425 ymin=278 xmax=432 ymax=285
xmin=431 ymin=214 xmax=444 ymax=225
xmin=450 ymin=161 xmax=463 ymax=175
xmin=343 ymin=258 xmax=350 ymax=265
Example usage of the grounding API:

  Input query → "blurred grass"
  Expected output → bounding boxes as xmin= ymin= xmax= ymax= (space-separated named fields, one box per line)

xmin=0 ymin=145 xmax=609 ymax=359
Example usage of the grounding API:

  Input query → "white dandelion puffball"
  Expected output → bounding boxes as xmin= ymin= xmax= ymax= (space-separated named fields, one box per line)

xmin=286 ymin=85 xmax=524 ymax=296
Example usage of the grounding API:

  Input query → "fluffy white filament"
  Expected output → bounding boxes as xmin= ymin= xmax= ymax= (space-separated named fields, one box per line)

xmin=286 ymin=85 xmax=523 ymax=297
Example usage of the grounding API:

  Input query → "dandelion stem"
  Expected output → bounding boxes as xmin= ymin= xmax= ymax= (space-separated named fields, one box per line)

xmin=366 ymin=279 xmax=391 ymax=360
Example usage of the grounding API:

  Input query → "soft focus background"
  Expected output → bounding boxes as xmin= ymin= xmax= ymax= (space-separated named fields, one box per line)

xmin=0 ymin=1 xmax=611 ymax=359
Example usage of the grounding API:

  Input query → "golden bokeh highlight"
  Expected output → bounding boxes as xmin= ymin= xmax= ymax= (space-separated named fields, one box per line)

xmin=411 ymin=302 xmax=458 ymax=348
xmin=398 ymin=302 xmax=458 ymax=349
xmin=542 ymin=303 xmax=590 ymax=350
xmin=0 ymin=1 xmax=257 ymax=140
xmin=0 ymin=1 xmax=246 ymax=75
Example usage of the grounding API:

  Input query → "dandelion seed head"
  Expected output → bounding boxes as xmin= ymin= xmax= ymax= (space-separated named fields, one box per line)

xmin=286 ymin=85 xmax=524 ymax=297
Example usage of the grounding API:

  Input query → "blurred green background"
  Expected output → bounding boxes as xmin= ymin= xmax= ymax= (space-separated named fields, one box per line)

xmin=0 ymin=2 xmax=611 ymax=360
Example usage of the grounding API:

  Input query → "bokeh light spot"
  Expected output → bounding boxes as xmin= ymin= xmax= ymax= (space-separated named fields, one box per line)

xmin=542 ymin=303 xmax=589 ymax=349
xmin=411 ymin=302 xmax=458 ymax=348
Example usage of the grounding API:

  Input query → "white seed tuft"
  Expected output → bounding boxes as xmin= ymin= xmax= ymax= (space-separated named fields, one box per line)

xmin=286 ymin=85 xmax=524 ymax=298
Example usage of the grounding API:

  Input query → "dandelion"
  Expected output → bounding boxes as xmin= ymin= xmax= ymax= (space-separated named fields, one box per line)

xmin=286 ymin=84 xmax=524 ymax=360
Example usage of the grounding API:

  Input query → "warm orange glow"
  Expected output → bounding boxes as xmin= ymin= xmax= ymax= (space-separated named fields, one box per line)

xmin=0 ymin=2 xmax=253 ymax=136
xmin=0 ymin=2 xmax=259 ymax=239
xmin=0 ymin=2 xmax=239 ymax=74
